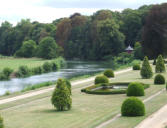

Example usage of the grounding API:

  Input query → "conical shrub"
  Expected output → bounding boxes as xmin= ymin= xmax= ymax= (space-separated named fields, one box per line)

xmin=155 ymin=55 xmax=166 ymax=73
xmin=140 ymin=56 xmax=153 ymax=79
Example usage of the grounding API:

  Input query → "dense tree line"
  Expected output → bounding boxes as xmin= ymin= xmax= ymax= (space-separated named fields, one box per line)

xmin=1 ymin=3 xmax=167 ymax=60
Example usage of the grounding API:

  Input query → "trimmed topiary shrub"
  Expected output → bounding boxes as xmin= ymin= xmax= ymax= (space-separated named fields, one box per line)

xmin=133 ymin=64 xmax=140 ymax=70
xmin=95 ymin=75 xmax=109 ymax=84
xmin=127 ymin=82 xmax=144 ymax=96
xmin=104 ymin=69 xmax=114 ymax=78
xmin=42 ymin=62 xmax=53 ymax=73
xmin=140 ymin=56 xmax=153 ymax=79
xmin=51 ymin=78 xmax=72 ymax=111
xmin=155 ymin=55 xmax=166 ymax=73
xmin=16 ymin=65 xmax=31 ymax=77
xmin=154 ymin=74 xmax=165 ymax=84
xmin=121 ymin=97 xmax=145 ymax=116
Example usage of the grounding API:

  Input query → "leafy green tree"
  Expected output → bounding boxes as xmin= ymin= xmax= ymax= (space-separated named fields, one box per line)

xmin=37 ymin=37 xmax=58 ymax=59
xmin=140 ymin=56 xmax=153 ymax=79
xmin=155 ymin=55 xmax=166 ymax=73
xmin=142 ymin=3 xmax=167 ymax=58
xmin=51 ymin=78 xmax=72 ymax=111
xmin=134 ymin=42 xmax=144 ymax=60
xmin=15 ymin=40 xmax=37 ymax=57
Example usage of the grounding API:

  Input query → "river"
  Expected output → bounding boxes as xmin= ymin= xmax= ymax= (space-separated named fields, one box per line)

xmin=0 ymin=61 xmax=114 ymax=95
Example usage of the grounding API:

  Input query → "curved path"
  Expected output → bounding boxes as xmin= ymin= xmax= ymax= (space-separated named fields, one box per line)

xmin=0 ymin=68 xmax=132 ymax=105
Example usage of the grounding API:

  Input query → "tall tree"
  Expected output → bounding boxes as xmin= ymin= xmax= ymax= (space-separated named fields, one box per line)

xmin=142 ymin=3 xmax=167 ymax=58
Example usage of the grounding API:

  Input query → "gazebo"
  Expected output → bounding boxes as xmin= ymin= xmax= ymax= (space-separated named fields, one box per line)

xmin=125 ymin=45 xmax=133 ymax=53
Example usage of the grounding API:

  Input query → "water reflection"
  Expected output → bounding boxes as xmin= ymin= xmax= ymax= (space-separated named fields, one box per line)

xmin=0 ymin=61 xmax=114 ymax=95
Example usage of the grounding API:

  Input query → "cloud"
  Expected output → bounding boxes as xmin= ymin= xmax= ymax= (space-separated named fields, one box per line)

xmin=0 ymin=0 xmax=166 ymax=25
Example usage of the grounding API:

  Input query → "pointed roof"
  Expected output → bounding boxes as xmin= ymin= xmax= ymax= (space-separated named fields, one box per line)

xmin=125 ymin=45 xmax=133 ymax=51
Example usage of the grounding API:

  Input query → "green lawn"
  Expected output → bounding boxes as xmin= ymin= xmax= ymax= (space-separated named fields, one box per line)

xmin=1 ymin=66 xmax=167 ymax=128
xmin=0 ymin=57 xmax=49 ymax=71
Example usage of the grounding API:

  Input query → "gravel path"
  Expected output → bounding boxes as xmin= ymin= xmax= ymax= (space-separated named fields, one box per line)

xmin=0 ymin=68 xmax=132 ymax=105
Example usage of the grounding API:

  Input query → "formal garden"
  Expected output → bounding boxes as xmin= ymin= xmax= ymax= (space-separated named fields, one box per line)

xmin=0 ymin=55 xmax=166 ymax=128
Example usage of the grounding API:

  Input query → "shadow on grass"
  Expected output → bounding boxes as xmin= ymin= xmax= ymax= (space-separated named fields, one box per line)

xmin=33 ymin=109 xmax=71 ymax=114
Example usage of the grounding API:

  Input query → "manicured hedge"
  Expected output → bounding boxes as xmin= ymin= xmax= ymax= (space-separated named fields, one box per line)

xmin=121 ymin=97 xmax=145 ymax=116
xmin=133 ymin=64 xmax=140 ymax=70
xmin=94 ymin=75 xmax=109 ymax=84
xmin=154 ymin=74 xmax=165 ymax=84
xmin=104 ymin=69 xmax=114 ymax=78
xmin=127 ymin=82 xmax=145 ymax=96
xmin=81 ymin=82 xmax=149 ymax=95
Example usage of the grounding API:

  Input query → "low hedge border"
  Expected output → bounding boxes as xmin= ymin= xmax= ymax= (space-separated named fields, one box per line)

xmin=81 ymin=82 xmax=149 ymax=95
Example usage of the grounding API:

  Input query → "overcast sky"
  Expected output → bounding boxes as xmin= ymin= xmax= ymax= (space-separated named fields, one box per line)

xmin=0 ymin=0 xmax=166 ymax=25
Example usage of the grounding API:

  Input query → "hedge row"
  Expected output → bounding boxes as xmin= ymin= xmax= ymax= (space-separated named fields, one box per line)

xmin=0 ymin=57 xmax=66 ymax=80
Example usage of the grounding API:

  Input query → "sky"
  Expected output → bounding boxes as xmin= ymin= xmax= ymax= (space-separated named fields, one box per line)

xmin=0 ymin=0 xmax=166 ymax=25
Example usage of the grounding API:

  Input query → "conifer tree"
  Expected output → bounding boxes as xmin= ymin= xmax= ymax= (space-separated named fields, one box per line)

xmin=51 ymin=79 xmax=72 ymax=111
xmin=155 ymin=55 xmax=166 ymax=73
xmin=140 ymin=56 xmax=153 ymax=79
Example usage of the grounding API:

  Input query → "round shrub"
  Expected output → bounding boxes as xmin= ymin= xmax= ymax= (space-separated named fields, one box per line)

xmin=154 ymin=74 xmax=165 ymax=84
xmin=127 ymin=82 xmax=144 ymax=96
xmin=104 ymin=69 xmax=114 ymax=78
xmin=0 ymin=73 xmax=7 ymax=80
xmin=42 ymin=62 xmax=53 ymax=73
xmin=16 ymin=65 xmax=31 ymax=77
xmin=121 ymin=97 xmax=145 ymax=116
xmin=133 ymin=64 xmax=140 ymax=70
xmin=95 ymin=75 xmax=109 ymax=84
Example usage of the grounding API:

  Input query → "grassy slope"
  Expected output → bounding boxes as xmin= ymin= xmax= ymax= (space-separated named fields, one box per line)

xmin=0 ymin=67 xmax=167 ymax=128
xmin=0 ymin=57 xmax=48 ymax=71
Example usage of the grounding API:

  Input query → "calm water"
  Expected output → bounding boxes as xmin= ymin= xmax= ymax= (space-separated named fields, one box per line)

xmin=0 ymin=61 xmax=114 ymax=95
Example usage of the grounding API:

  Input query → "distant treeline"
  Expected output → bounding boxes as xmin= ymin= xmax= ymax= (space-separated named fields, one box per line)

xmin=0 ymin=3 xmax=167 ymax=60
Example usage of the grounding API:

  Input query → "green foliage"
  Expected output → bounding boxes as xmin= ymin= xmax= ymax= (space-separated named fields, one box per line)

xmin=95 ymin=75 xmax=109 ymax=84
xmin=154 ymin=74 xmax=165 ymax=85
xmin=51 ymin=62 xmax=59 ymax=71
xmin=155 ymin=55 xmax=166 ymax=73
xmin=51 ymin=78 xmax=72 ymax=111
xmin=0 ymin=73 xmax=7 ymax=81
xmin=104 ymin=69 xmax=114 ymax=78
xmin=127 ymin=82 xmax=144 ymax=96
xmin=3 ymin=67 xmax=13 ymax=77
xmin=133 ymin=64 xmax=140 ymax=70
xmin=15 ymin=40 xmax=37 ymax=58
xmin=153 ymin=59 xmax=156 ymax=65
xmin=0 ymin=116 xmax=4 ymax=128
xmin=140 ymin=56 xmax=153 ymax=79
xmin=42 ymin=62 xmax=53 ymax=73
xmin=37 ymin=37 xmax=58 ymax=59
xmin=16 ymin=65 xmax=31 ymax=78
xmin=134 ymin=42 xmax=144 ymax=60
xmin=32 ymin=66 xmax=43 ymax=75
xmin=121 ymin=97 xmax=145 ymax=116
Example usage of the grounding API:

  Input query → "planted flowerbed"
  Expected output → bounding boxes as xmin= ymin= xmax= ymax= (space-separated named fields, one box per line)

xmin=81 ymin=82 xmax=149 ymax=95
